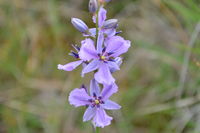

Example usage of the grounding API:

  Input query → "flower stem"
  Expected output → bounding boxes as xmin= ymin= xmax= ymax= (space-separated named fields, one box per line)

xmin=95 ymin=6 xmax=99 ymax=47
xmin=96 ymin=127 xmax=100 ymax=133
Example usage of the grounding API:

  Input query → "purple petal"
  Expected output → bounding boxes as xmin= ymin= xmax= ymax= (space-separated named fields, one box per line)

xmin=97 ymin=31 xmax=104 ymax=53
xmin=89 ymin=28 xmax=96 ymax=37
xmin=57 ymin=60 xmax=83 ymax=71
xmin=79 ymin=38 xmax=98 ymax=61
xmin=93 ymin=107 xmax=112 ymax=128
xmin=83 ymin=28 xmax=96 ymax=37
xmin=94 ymin=62 xmax=115 ymax=85
xmin=114 ymin=57 xmax=123 ymax=66
xmin=110 ymin=57 xmax=122 ymax=73
xmin=108 ymin=61 xmax=120 ymax=72
xmin=98 ymin=7 xmax=107 ymax=27
xmin=82 ymin=60 xmax=100 ymax=76
xmin=83 ymin=106 xmax=96 ymax=122
xmin=102 ymin=100 xmax=121 ymax=110
xmin=92 ymin=15 xmax=96 ymax=23
xmin=90 ymin=79 xmax=100 ymax=97
xmin=103 ymin=28 xmax=116 ymax=37
xmin=68 ymin=88 xmax=91 ymax=107
xmin=101 ymin=83 xmax=118 ymax=101
xmin=105 ymin=36 xmax=131 ymax=57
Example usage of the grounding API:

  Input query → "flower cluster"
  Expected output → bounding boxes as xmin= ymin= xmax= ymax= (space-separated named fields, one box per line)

xmin=58 ymin=0 xmax=131 ymax=128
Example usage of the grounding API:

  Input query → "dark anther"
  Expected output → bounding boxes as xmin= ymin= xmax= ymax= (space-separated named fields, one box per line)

xmin=91 ymin=104 xmax=96 ymax=108
xmin=81 ymin=84 xmax=88 ymax=93
xmin=102 ymin=47 xmax=106 ymax=53
xmin=108 ymin=58 xmax=115 ymax=62
xmin=72 ymin=44 xmax=80 ymax=52
xmin=108 ymin=52 xmax=114 ymax=56
xmin=93 ymin=93 xmax=97 ymax=97
xmin=88 ymin=99 xmax=93 ymax=102
xmin=81 ymin=84 xmax=86 ymax=89
xmin=69 ymin=51 xmax=79 ymax=58
xmin=115 ymin=31 xmax=122 ymax=35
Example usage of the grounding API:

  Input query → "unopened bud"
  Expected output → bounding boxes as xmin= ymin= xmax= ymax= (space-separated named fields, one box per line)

xmin=99 ymin=0 xmax=111 ymax=3
xmin=103 ymin=19 xmax=118 ymax=29
xmin=89 ymin=0 xmax=98 ymax=13
xmin=71 ymin=18 xmax=89 ymax=33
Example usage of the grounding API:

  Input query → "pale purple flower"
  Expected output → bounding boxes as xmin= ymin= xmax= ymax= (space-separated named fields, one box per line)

xmin=79 ymin=36 xmax=131 ymax=85
xmin=68 ymin=79 xmax=121 ymax=128
xmin=93 ymin=7 xmax=119 ymax=53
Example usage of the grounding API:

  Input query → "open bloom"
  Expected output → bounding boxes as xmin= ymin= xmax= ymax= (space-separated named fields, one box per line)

xmin=79 ymin=36 xmax=131 ymax=85
xmin=68 ymin=79 xmax=121 ymax=128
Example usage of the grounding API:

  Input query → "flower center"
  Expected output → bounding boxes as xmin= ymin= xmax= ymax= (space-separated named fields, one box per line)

xmin=88 ymin=94 xmax=104 ymax=108
xmin=94 ymin=99 xmax=100 ymax=104
xmin=100 ymin=55 xmax=106 ymax=61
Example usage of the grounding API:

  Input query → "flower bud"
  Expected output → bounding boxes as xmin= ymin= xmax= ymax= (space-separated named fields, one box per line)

xmin=99 ymin=0 xmax=111 ymax=3
xmin=103 ymin=19 xmax=118 ymax=29
xmin=105 ymin=0 xmax=111 ymax=2
xmin=71 ymin=18 xmax=89 ymax=33
xmin=89 ymin=0 xmax=98 ymax=13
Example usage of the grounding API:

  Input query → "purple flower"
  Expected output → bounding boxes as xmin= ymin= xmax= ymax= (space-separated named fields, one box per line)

xmin=68 ymin=79 xmax=121 ymax=128
xmin=79 ymin=36 xmax=131 ymax=85
xmin=57 ymin=44 xmax=86 ymax=71
xmin=93 ymin=7 xmax=119 ymax=52
xmin=92 ymin=7 xmax=117 ymax=37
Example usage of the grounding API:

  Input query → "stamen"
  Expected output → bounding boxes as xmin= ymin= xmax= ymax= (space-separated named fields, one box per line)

xmin=69 ymin=51 xmax=79 ymax=58
xmin=71 ymin=44 xmax=80 ymax=52
xmin=88 ymin=99 xmax=93 ymax=102
xmin=108 ymin=52 xmax=114 ymax=56
xmin=93 ymin=93 xmax=97 ymax=97
xmin=100 ymin=55 xmax=106 ymax=60
xmin=94 ymin=99 xmax=100 ymax=104
xmin=102 ymin=47 xmax=106 ymax=53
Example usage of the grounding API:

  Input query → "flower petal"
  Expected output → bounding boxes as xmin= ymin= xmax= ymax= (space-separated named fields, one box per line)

xmin=110 ymin=57 xmax=122 ymax=73
xmin=57 ymin=60 xmax=83 ymax=71
xmin=79 ymin=38 xmax=98 ymax=61
xmin=83 ymin=106 xmax=96 ymax=122
xmin=108 ymin=61 xmax=120 ymax=72
xmin=102 ymin=100 xmax=121 ymax=110
xmin=82 ymin=59 xmax=100 ymax=76
xmin=93 ymin=107 xmax=112 ymax=128
xmin=103 ymin=28 xmax=116 ymax=37
xmin=90 ymin=79 xmax=101 ymax=97
xmin=89 ymin=28 xmax=96 ymax=37
xmin=105 ymin=36 xmax=131 ymax=57
xmin=68 ymin=88 xmax=91 ymax=107
xmin=98 ymin=7 xmax=107 ymax=27
xmin=97 ymin=31 xmax=104 ymax=53
xmin=101 ymin=83 xmax=118 ymax=101
xmin=94 ymin=62 xmax=115 ymax=85
xmin=83 ymin=28 xmax=96 ymax=37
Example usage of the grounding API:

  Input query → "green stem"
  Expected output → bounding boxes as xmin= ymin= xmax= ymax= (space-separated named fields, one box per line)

xmin=96 ymin=127 xmax=100 ymax=133
xmin=95 ymin=7 xmax=99 ymax=47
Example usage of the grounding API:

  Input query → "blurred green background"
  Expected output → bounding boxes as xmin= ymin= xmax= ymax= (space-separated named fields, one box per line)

xmin=0 ymin=0 xmax=200 ymax=133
